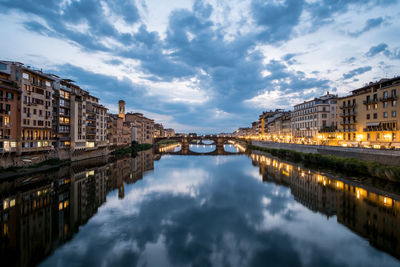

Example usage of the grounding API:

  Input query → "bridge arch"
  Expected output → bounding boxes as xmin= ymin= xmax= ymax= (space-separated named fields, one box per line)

xmin=155 ymin=135 xmax=246 ymax=156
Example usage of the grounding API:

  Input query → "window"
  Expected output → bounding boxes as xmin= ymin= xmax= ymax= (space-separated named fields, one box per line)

xmin=393 ymin=100 xmax=397 ymax=107
xmin=393 ymin=111 xmax=397 ymax=118
xmin=22 ymin=73 xmax=29 ymax=79
xmin=383 ymin=91 xmax=388 ymax=99
xmin=0 ymin=63 xmax=7 ymax=70
xmin=367 ymin=133 xmax=370 ymax=140
xmin=383 ymin=102 xmax=388 ymax=108
xmin=373 ymin=113 xmax=378 ymax=119
xmin=366 ymin=105 xmax=370 ymax=110
xmin=373 ymin=104 xmax=378 ymax=110
xmin=383 ymin=112 xmax=388 ymax=118
xmin=6 ymin=92 xmax=13 ymax=99
xmin=392 ymin=89 xmax=397 ymax=97
xmin=393 ymin=132 xmax=397 ymax=141
xmin=366 ymin=114 xmax=370 ymax=120
xmin=377 ymin=133 xmax=380 ymax=140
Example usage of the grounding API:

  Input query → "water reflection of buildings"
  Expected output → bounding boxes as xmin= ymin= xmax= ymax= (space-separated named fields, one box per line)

xmin=0 ymin=150 xmax=155 ymax=267
xmin=251 ymin=152 xmax=400 ymax=260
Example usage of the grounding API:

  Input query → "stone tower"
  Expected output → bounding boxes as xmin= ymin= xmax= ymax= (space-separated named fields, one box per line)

xmin=118 ymin=100 xmax=125 ymax=121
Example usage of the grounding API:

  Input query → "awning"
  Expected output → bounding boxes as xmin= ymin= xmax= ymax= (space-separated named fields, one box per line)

xmin=366 ymin=122 xmax=380 ymax=127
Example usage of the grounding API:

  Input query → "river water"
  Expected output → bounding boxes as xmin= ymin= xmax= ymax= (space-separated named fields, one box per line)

xmin=1 ymin=144 xmax=400 ymax=267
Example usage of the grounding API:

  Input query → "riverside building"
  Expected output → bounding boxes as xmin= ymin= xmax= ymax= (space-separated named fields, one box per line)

xmin=336 ymin=77 xmax=400 ymax=148
xmin=125 ymin=113 xmax=154 ymax=144
xmin=11 ymin=63 xmax=54 ymax=153
xmin=0 ymin=61 xmax=21 ymax=153
xmin=291 ymin=92 xmax=338 ymax=144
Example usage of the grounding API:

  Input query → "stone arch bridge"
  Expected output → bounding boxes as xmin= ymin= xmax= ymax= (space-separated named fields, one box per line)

xmin=155 ymin=135 xmax=244 ymax=155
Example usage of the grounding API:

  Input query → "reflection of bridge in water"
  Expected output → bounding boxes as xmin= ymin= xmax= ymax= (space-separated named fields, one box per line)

xmin=155 ymin=135 xmax=246 ymax=156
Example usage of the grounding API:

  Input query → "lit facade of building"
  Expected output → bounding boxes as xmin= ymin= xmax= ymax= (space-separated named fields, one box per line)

xmin=291 ymin=92 xmax=338 ymax=144
xmin=336 ymin=77 xmax=400 ymax=148
xmin=18 ymin=65 xmax=54 ymax=152
xmin=0 ymin=61 xmax=21 ymax=153
xmin=51 ymin=77 xmax=74 ymax=148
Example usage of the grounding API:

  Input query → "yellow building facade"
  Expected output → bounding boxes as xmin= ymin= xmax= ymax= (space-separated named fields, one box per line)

xmin=322 ymin=77 xmax=400 ymax=148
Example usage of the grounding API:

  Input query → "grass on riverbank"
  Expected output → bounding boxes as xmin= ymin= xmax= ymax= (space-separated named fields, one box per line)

xmin=0 ymin=158 xmax=69 ymax=174
xmin=111 ymin=143 xmax=153 ymax=155
xmin=248 ymin=144 xmax=400 ymax=181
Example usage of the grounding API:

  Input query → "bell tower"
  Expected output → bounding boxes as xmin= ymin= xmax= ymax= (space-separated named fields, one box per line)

xmin=118 ymin=100 xmax=125 ymax=121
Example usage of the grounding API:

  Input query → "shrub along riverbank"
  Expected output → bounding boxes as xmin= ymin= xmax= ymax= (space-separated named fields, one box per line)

xmin=248 ymin=144 xmax=400 ymax=182
xmin=111 ymin=143 xmax=153 ymax=155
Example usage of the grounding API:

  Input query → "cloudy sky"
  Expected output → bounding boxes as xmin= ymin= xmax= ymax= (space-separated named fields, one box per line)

xmin=0 ymin=0 xmax=399 ymax=133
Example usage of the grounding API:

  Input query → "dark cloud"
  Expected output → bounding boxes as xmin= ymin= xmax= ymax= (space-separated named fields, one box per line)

xmin=0 ymin=0 xmax=140 ymax=51
xmin=349 ymin=17 xmax=384 ymax=37
xmin=366 ymin=43 xmax=389 ymax=57
xmin=251 ymin=0 xmax=304 ymax=43
xmin=343 ymin=66 xmax=372 ymax=79
xmin=306 ymin=0 xmax=397 ymax=29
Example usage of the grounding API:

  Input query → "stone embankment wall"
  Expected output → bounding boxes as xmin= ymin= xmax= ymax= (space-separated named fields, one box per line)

xmin=0 ymin=146 xmax=112 ymax=168
xmin=252 ymin=141 xmax=400 ymax=167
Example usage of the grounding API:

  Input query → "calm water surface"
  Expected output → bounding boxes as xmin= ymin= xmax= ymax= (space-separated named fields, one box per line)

xmin=1 ymin=147 xmax=400 ymax=267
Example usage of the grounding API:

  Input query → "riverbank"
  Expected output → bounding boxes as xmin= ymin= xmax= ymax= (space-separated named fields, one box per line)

xmin=0 ymin=144 xmax=154 ymax=180
xmin=111 ymin=143 xmax=153 ymax=155
xmin=248 ymin=144 xmax=400 ymax=182
xmin=251 ymin=140 xmax=400 ymax=166
xmin=0 ymin=158 xmax=70 ymax=180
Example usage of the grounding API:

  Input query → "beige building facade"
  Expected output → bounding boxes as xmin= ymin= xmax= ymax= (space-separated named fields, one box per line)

xmin=292 ymin=92 xmax=338 ymax=144
xmin=336 ymin=77 xmax=400 ymax=148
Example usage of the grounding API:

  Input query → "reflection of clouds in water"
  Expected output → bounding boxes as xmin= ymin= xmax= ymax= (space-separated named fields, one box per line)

xmin=214 ymin=155 xmax=237 ymax=166
xmin=41 ymin=156 xmax=400 ymax=267
xmin=100 ymin=167 xmax=209 ymax=217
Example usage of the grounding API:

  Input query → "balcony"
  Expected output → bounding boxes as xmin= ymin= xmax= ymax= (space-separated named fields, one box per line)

xmin=363 ymin=127 xmax=397 ymax=132
xmin=339 ymin=103 xmax=356 ymax=109
xmin=340 ymin=119 xmax=357 ymax=125
xmin=339 ymin=111 xmax=357 ymax=117
xmin=379 ymin=95 xmax=397 ymax=102
xmin=87 ymin=123 xmax=96 ymax=127
xmin=342 ymin=128 xmax=356 ymax=132
xmin=87 ymin=130 xmax=96 ymax=135
xmin=60 ymin=85 xmax=71 ymax=92
xmin=87 ymin=116 xmax=96 ymax=121
xmin=363 ymin=99 xmax=379 ymax=105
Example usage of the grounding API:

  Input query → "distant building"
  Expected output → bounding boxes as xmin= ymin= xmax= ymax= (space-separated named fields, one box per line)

xmin=154 ymin=123 xmax=165 ymax=138
xmin=164 ymin=128 xmax=175 ymax=137
xmin=125 ymin=113 xmax=154 ymax=144
xmin=291 ymin=92 xmax=338 ymax=144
